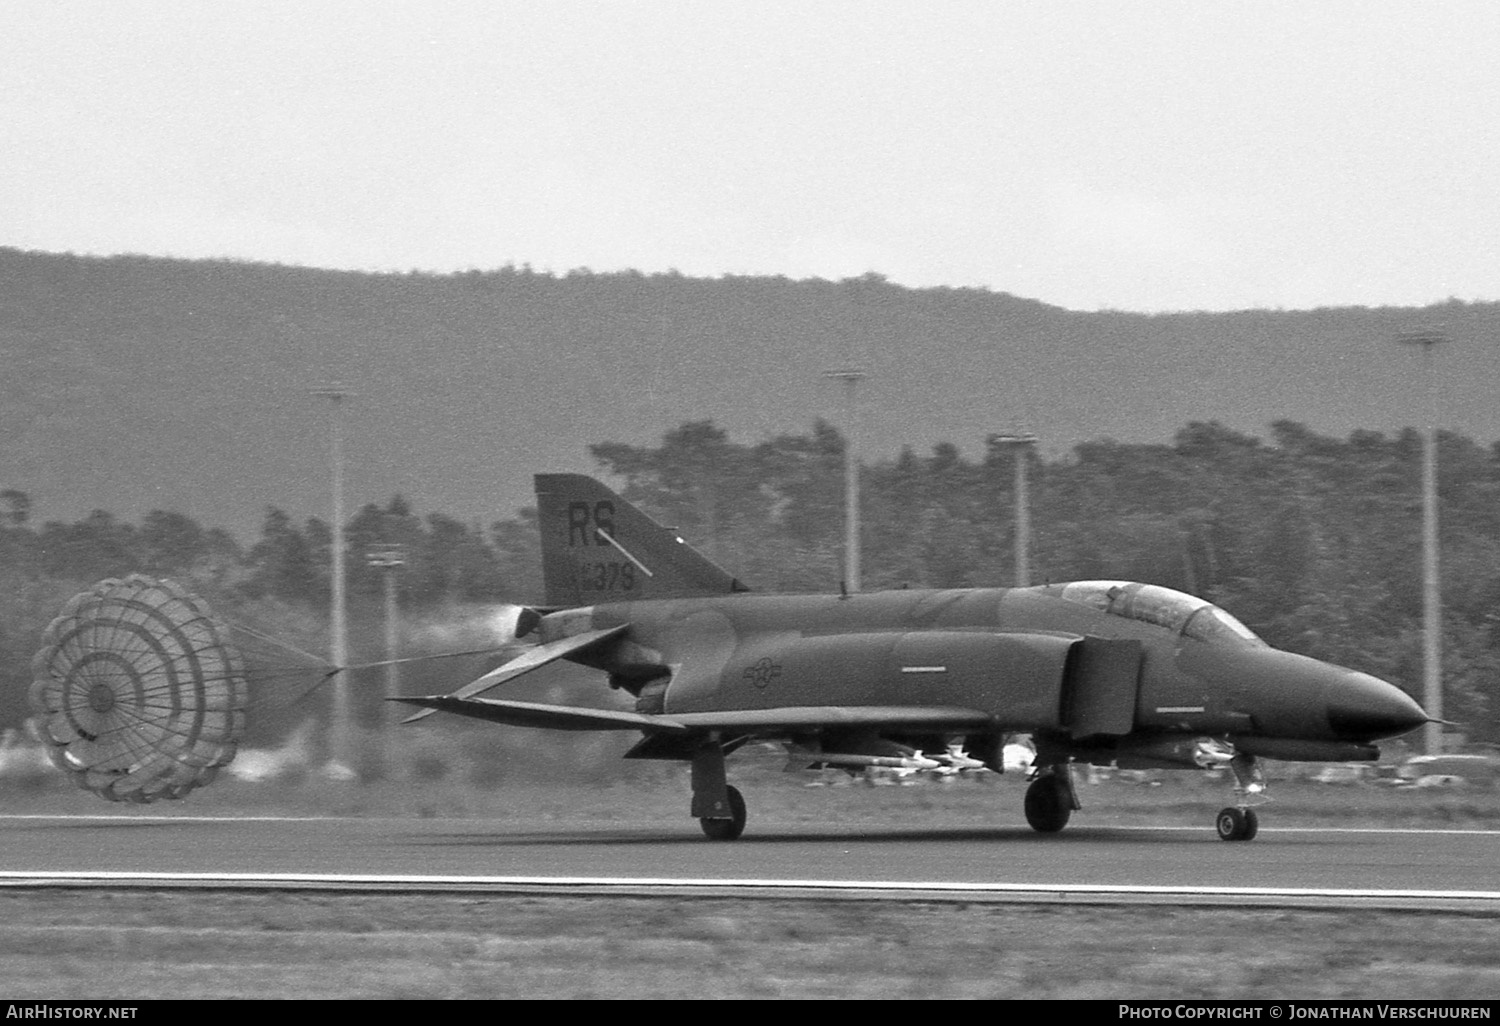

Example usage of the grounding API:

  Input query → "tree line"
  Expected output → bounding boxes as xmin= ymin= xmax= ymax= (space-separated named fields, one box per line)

xmin=2 ymin=418 xmax=1495 ymax=743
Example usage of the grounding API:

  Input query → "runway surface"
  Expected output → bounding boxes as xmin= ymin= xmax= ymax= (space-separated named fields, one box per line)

xmin=4 ymin=812 xmax=1498 ymax=909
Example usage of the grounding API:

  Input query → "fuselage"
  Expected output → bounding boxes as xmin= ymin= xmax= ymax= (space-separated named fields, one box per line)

xmin=540 ymin=580 xmax=1426 ymax=751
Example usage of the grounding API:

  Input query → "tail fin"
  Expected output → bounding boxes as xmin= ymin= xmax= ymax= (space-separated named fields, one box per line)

xmin=534 ymin=474 xmax=751 ymax=606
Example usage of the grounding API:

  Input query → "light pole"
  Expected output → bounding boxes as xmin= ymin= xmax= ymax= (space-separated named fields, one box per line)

xmin=310 ymin=383 xmax=353 ymax=775
xmin=989 ymin=431 xmax=1040 ymax=587
xmin=1396 ymin=329 xmax=1448 ymax=755
xmin=367 ymin=544 xmax=406 ymax=777
xmin=823 ymin=368 xmax=866 ymax=593
xmin=366 ymin=545 xmax=406 ymax=706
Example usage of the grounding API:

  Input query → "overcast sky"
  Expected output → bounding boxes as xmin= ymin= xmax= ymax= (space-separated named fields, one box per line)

xmin=3 ymin=1 xmax=1496 ymax=313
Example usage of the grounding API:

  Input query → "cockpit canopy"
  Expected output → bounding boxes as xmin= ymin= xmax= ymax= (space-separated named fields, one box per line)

xmin=1056 ymin=581 xmax=1265 ymax=646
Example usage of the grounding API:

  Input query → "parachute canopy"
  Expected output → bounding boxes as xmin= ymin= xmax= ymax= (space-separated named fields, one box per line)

xmin=30 ymin=575 xmax=249 ymax=803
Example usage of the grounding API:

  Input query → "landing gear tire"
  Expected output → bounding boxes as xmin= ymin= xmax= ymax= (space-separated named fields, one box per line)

xmin=1215 ymin=806 xmax=1259 ymax=842
xmin=1024 ymin=775 xmax=1072 ymax=833
xmin=699 ymin=784 xmax=747 ymax=841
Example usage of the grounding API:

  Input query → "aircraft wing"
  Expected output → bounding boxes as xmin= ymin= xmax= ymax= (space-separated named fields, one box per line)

xmin=665 ymin=706 xmax=994 ymax=731
xmin=390 ymin=695 xmax=992 ymax=733
xmin=399 ymin=624 xmax=630 ymax=723
xmin=392 ymin=695 xmax=688 ymax=731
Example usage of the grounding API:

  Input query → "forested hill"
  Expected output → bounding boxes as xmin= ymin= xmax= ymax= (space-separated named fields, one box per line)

xmin=3 ymin=246 xmax=1497 ymax=541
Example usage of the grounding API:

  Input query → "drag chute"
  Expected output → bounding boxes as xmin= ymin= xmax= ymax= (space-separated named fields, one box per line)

xmin=30 ymin=575 xmax=249 ymax=803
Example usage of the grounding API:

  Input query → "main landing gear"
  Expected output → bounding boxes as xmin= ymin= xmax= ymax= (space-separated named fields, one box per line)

xmin=1215 ymin=750 xmax=1267 ymax=842
xmin=1024 ymin=765 xmax=1080 ymax=833
xmin=700 ymin=785 xmax=747 ymax=841
xmin=691 ymin=741 xmax=747 ymax=841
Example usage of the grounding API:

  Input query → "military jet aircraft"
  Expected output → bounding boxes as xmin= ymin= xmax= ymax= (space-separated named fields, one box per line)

xmin=395 ymin=474 xmax=1429 ymax=842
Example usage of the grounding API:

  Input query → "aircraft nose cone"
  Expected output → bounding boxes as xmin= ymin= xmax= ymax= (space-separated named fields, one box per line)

xmin=1326 ymin=672 xmax=1428 ymax=741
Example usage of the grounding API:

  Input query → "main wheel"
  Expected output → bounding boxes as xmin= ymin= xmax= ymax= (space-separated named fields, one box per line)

xmin=1024 ymin=775 xmax=1071 ymax=833
xmin=1215 ymin=806 xmax=1258 ymax=841
xmin=699 ymin=784 xmax=747 ymax=841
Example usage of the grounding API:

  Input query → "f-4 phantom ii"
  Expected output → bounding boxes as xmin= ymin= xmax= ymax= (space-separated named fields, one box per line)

xmin=394 ymin=474 xmax=1430 ymax=842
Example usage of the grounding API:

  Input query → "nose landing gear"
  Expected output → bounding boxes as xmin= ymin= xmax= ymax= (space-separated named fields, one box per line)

xmin=1216 ymin=750 xmax=1267 ymax=842
xmin=1215 ymin=805 xmax=1259 ymax=841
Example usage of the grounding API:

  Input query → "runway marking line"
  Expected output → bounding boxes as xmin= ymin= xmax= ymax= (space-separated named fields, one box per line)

xmin=0 ymin=814 xmax=331 ymax=822
xmin=2 ymin=870 xmax=1498 ymax=905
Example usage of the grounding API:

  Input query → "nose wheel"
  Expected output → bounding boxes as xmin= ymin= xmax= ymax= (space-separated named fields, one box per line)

xmin=1215 ymin=806 xmax=1259 ymax=841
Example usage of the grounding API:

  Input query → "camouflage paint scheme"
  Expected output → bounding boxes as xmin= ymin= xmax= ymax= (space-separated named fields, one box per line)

xmin=397 ymin=474 xmax=1428 ymax=841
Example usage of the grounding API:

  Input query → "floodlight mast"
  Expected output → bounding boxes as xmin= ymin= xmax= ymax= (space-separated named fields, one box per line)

xmin=310 ymin=383 xmax=353 ymax=775
xmin=984 ymin=432 xmax=1044 ymax=585
xmin=366 ymin=545 xmax=406 ymax=708
xmin=823 ymin=368 xmax=867 ymax=593
xmin=1396 ymin=329 xmax=1449 ymax=755
xmin=367 ymin=544 xmax=406 ymax=778
xmin=990 ymin=431 xmax=1040 ymax=587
